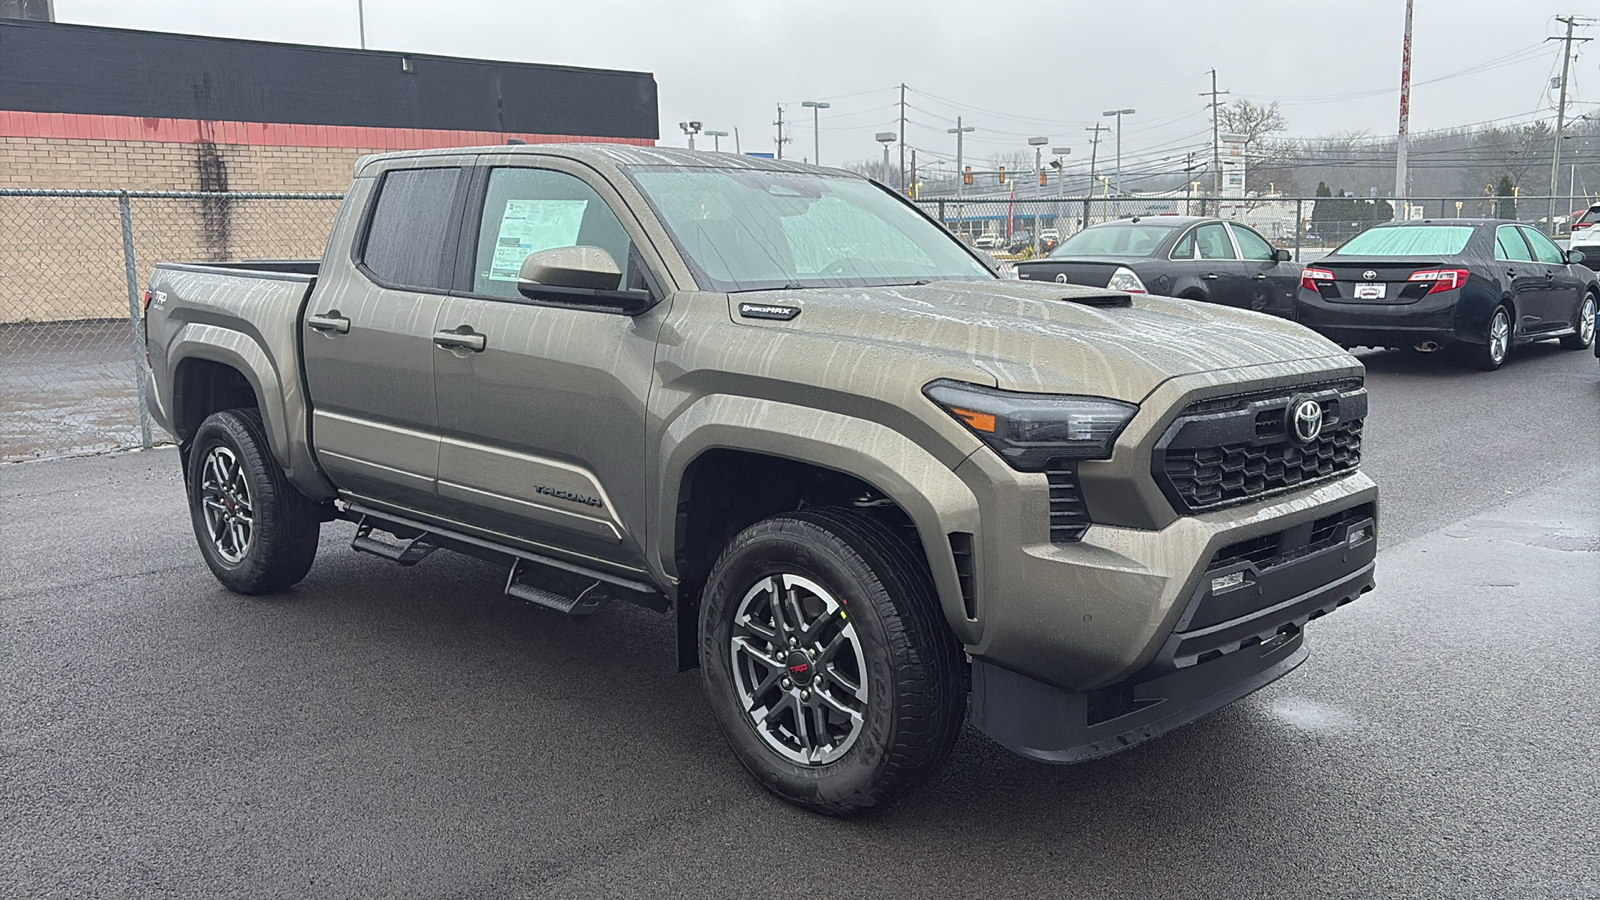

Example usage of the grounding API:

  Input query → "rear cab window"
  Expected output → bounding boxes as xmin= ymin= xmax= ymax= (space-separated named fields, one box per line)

xmin=361 ymin=167 xmax=464 ymax=290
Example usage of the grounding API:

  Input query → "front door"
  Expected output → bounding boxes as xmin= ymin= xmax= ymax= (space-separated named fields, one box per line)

xmin=431 ymin=161 xmax=667 ymax=572
xmin=1228 ymin=223 xmax=1297 ymax=316
xmin=302 ymin=162 xmax=469 ymax=511
xmin=1518 ymin=226 xmax=1585 ymax=330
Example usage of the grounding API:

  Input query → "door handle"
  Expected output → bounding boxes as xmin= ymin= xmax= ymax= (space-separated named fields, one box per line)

xmin=433 ymin=328 xmax=486 ymax=352
xmin=306 ymin=312 xmax=350 ymax=334
xmin=1253 ymin=273 xmax=1268 ymax=280
xmin=1202 ymin=273 xmax=1220 ymax=280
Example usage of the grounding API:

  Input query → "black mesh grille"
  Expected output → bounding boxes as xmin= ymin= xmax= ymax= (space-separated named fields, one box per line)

xmin=1163 ymin=420 xmax=1362 ymax=510
xmin=1047 ymin=462 xmax=1091 ymax=543
xmin=1154 ymin=383 xmax=1365 ymax=513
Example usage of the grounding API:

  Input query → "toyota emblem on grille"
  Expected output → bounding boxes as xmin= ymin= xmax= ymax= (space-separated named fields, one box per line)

xmin=1290 ymin=398 xmax=1324 ymax=443
xmin=1055 ymin=273 xmax=1069 ymax=283
xmin=1362 ymin=270 xmax=1377 ymax=281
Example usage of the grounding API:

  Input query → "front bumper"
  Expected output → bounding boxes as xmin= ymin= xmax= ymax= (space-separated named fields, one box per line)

xmin=971 ymin=503 xmax=1375 ymax=762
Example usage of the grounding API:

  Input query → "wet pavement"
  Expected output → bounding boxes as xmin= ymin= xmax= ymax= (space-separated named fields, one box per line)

xmin=0 ymin=319 xmax=152 ymax=462
xmin=1 ymin=342 xmax=1597 ymax=898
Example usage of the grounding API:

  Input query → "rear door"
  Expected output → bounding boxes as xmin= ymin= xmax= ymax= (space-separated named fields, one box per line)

xmin=1192 ymin=222 xmax=1248 ymax=307
xmin=1518 ymin=226 xmax=1584 ymax=330
xmin=430 ymin=158 xmax=668 ymax=571
xmin=302 ymin=161 xmax=470 ymax=512
xmin=1228 ymin=222 xmax=1296 ymax=315
xmin=1493 ymin=226 xmax=1544 ymax=329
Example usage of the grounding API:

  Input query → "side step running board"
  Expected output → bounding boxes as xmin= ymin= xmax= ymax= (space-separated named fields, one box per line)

xmin=505 ymin=559 xmax=608 ymax=618
xmin=351 ymin=516 xmax=439 ymax=566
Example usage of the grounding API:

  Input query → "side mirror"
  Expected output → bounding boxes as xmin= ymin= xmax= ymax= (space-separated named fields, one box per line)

xmin=1567 ymin=249 xmax=1586 ymax=266
xmin=516 ymin=246 xmax=655 ymax=315
xmin=518 ymin=246 xmax=621 ymax=290
xmin=1273 ymin=248 xmax=1294 ymax=262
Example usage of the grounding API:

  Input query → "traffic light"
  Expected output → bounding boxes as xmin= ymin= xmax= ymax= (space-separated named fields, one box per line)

xmin=1039 ymin=170 xmax=1048 ymax=187
xmin=998 ymin=166 xmax=1006 ymax=184
xmin=963 ymin=166 xmax=973 ymax=185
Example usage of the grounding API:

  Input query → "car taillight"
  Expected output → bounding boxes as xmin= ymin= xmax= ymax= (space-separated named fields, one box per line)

xmin=1574 ymin=222 xmax=1592 ymax=230
xmin=1300 ymin=268 xmax=1334 ymax=292
xmin=1107 ymin=266 xmax=1147 ymax=294
xmin=142 ymin=290 xmax=153 ymax=313
xmin=1407 ymin=268 xmax=1469 ymax=294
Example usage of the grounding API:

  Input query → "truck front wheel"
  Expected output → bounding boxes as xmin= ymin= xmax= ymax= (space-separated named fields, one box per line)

xmin=698 ymin=508 xmax=964 ymax=815
xmin=186 ymin=408 xmax=320 ymax=594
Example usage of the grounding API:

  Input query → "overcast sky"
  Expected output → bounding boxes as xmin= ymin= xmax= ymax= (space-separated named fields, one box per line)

xmin=56 ymin=0 xmax=1594 ymax=177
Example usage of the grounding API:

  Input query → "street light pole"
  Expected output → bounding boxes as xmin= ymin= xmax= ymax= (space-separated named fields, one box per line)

xmin=704 ymin=130 xmax=728 ymax=152
xmin=1102 ymin=109 xmax=1135 ymax=197
xmin=679 ymin=121 xmax=702 ymax=150
xmin=801 ymin=100 xmax=830 ymax=165
xmin=358 ymin=0 xmax=366 ymax=49
xmin=875 ymin=132 xmax=896 ymax=184
xmin=948 ymin=117 xmax=975 ymax=200
xmin=1052 ymin=146 xmax=1071 ymax=201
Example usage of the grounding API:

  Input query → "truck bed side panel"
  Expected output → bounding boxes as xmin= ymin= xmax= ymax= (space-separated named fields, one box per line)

xmin=145 ymin=263 xmax=336 ymax=500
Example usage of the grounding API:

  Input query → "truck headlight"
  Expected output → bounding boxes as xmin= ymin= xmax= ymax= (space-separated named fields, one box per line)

xmin=924 ymin=379 xmax=1138 ymax=471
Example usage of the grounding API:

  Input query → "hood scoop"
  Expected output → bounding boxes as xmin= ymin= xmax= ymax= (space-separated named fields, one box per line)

xmin=1055 ymin=290 xmax=1131 ymax=308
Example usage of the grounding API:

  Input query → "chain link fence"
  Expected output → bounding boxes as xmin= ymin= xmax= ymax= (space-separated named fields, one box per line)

xmin=1 ymin=189 xmax=341 ymax=462
xmin=915 ymin=195 xmax=1591 ymax=270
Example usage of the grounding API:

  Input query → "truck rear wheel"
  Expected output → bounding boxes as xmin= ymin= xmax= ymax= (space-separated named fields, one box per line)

xmin=698 ymin=508 xmax=964 ymax=816
xmin=186 ymin=408 xmax=320 ymax=594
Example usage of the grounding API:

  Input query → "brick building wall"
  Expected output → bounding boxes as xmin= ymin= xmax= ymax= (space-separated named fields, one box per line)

xmin=0 ymin=114 xmax=653 ymax=322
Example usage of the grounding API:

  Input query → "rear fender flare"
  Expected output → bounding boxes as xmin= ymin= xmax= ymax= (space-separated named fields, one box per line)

xmin=167 ymin=324 xmax=332 ymax=497
xmin=655 ymin=394 xmax=983 ymax=644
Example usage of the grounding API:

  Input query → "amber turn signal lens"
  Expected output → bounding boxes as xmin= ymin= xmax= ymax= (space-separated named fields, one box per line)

xmin=951 ymin=408 xmax=996 ymax=433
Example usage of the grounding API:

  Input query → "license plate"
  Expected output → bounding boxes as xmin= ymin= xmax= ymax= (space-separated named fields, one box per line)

xmin=1353 ymin=283 xmax=1386 ymax=299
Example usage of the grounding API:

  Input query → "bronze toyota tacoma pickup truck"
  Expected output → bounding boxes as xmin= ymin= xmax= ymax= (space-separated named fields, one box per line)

xmin=143 ymin=146 xmax=1377 ymax=814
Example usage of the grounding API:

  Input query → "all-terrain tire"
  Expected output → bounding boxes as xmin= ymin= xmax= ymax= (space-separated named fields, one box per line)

xmin=186 ymin=408 xmax=320 ymax=594
xmin=698 ymin=508 xmax=965 ymax=816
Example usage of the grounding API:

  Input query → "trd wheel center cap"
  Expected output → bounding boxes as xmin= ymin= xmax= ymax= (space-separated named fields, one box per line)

xmin=784 ymin=650 xmax=816 ymax=687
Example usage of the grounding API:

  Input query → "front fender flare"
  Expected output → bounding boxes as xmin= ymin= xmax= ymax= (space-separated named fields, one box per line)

xmin=654 ymin=394 xmax=984 ymax=644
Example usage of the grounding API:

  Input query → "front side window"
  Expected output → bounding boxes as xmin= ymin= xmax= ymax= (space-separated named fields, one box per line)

xmin=1230 ymin=224 xmax=1277 ymax=261
xmin=363 ymin=167 xmax=463 ymax=289
xmin=1518 ymin=226 xmax=1566 ymax=265
xmin=1495 ymin=226 xmax=1533 ymax=262
xmin=1194 ymin=223 xmax=1236 ymax=260
xmin=628 ymin=167 xmax=992 ymax=292
xmin=472 ymin=167 xmax=635 ymax=299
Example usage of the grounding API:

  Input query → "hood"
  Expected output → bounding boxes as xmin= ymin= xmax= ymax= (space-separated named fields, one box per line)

xmin=731 ymin=280 xmax=1352 ymax=403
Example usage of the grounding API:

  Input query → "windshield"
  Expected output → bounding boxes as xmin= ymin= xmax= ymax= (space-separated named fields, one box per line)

xmin=1334 ymin=225 xmax=1475 ymax=257
xmin=1049 ymin=222 xmax=1179 ymax=258
xmin=627 ymin=168 xmax=994 ymax=292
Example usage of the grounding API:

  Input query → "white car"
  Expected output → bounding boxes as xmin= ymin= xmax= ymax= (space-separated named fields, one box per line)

xmin=1568 ymin=203 xmax=1600 ymax=257
xmin=974 ymin=233 xmax=1002 ymax=249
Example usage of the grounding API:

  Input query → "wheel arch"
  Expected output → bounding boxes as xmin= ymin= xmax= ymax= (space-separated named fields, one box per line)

xmin=655 ymin=396 xmax=984 ymax=666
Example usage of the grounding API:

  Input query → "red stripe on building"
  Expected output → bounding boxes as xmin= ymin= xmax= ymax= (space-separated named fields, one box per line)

xmin=0 ymin=110 xmax=655 ymax=150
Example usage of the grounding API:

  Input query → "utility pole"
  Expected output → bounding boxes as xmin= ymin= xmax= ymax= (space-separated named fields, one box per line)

xmin=910 ymin=148 xmax=918 ymax=199
xmin=357 ymin=0 xmax=366 ymax=49
xmin=1547 ymin=15 xmax=1592 ymax=235
xmin=898 ymin=84 xmax=908 ymax=194
xmin=1084 ymin=123 xmax=1109 ymax=229
xmin=774 ymin=104 xmax=788 ymax=160
xmin=948 ymin=117 xmax=975 ymax=200
xmin=1395 ymin=0 xmax=1414 ymax=209
xmin=1202 ymin=70 xmax=1229 ymax=197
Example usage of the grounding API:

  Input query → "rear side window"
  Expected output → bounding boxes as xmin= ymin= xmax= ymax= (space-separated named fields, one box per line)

xmin=1518 ymin=226 xmax=1566 ymax=265
xmin=1495 ymin=226 xmax=1533 ymax=262
xmin=1169 ymin=229 xmax=1195 ymax=260
xmin=1194 ymin=223 xmax=1236 ymax=260
xmin=362 ymin=167 xmax=463 ymax=290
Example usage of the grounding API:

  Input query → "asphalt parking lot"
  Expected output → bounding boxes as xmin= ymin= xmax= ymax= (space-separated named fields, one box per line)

xmin=3 ymin=343 xmax=1597 ymax=899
